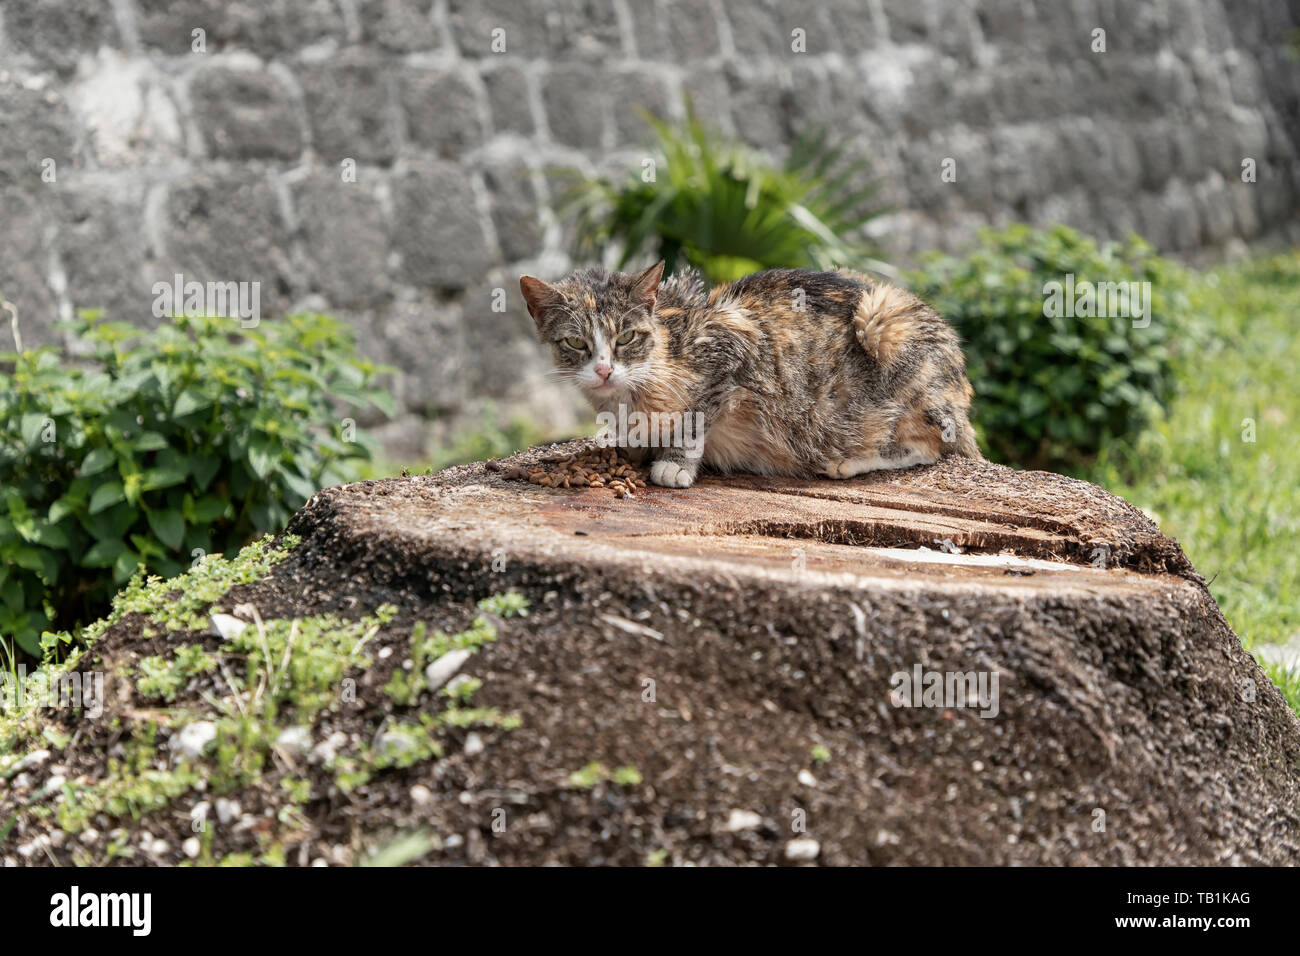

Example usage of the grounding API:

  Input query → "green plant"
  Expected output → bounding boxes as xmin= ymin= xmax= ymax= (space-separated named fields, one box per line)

xmin=910 ymin=224 xmax=1192 ymax=472
xmin=1082 ymin=251 xmax=1300 ymax=658
xmin=136 ymin=644 xmax=216 ymax=702
xmin=563 ymin=104 xmax=886 ymax=283
xmin=0 ymin=310 xmax=393 ymax=656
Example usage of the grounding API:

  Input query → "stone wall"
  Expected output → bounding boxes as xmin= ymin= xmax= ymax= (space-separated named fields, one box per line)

xmin=2 ymin=0 xmax=1298 ymax=458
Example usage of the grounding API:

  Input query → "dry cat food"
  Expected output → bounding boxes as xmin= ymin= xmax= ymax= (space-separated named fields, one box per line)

xmin=500 ymin=447 xmax=646 ymax=498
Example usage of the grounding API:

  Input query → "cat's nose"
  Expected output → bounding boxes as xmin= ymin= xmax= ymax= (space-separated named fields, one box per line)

xmin=594 ymin=362 xmax=612 ymax=381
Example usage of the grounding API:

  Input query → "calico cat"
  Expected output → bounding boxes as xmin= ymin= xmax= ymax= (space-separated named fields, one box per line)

xmin=519 ymin=261 xmax=980 ymax=488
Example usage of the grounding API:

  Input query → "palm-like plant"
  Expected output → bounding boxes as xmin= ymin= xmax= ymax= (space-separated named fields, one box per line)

xmin=562 ymin=105 xmax=889 ymax=283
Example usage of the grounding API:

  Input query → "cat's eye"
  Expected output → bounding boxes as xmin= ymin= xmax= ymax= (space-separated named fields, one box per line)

xmin=563 ymin=337 xmax=587 ymax=351
xmin=615 ymin=330 xmax=637 ymax=346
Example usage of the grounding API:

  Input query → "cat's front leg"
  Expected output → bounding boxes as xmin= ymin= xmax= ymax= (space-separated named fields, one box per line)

xmin=648 ymin=449 xmax=701 ymax=488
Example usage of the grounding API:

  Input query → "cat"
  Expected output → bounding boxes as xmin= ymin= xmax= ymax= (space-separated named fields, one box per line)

xmin=519 ymin=261 xmax=981 ymax=488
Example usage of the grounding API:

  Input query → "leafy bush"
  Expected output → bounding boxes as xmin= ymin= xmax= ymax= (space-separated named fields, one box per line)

xmin=563 ymin=105 xmax=886 ymax=283
xmin=909 ymin=224 xmax=1192 ymax=472
xmin=0 ymin=311 xmax=393 ymax=656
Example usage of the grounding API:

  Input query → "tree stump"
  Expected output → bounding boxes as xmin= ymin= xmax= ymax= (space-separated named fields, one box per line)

xmin=283 ymin=438 xmax=1300 ymax=865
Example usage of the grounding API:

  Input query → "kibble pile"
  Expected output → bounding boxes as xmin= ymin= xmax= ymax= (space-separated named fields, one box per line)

xmin=501 ymin=447 xmax=646 ymax=498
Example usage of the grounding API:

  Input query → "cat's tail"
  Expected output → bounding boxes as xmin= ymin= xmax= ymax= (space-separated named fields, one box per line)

xmin=949 ymin=381 xmax=984 ymax=460
xmin=953 ymin=421 xmax=984 ymax=460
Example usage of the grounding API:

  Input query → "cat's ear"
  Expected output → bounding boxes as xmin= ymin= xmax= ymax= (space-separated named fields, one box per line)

xmin=519 ymin=275 xmax=563 ymax=327
xmin=630 ymin=260 xmax=665 ymax=310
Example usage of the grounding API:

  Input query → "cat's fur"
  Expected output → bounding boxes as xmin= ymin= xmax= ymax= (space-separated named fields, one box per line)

xmin=520 ymin=261 xmax=980 ymax=488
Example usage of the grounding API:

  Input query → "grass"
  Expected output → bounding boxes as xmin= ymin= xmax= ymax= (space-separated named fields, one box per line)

xmin=1082 ymin=251 xmax=1300 ymax=710
xmin=0 ymin=532 xmax=528 ymax=864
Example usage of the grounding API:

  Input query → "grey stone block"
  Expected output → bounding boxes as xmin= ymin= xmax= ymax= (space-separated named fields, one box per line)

xmin=933 ymin=1 xmax=980 ymax=65
xmin=0 ymin=0 xmax=119 ymax=76
xmin=300 ymin=56 xmax=398 ymax=164
xmin=357 ymin=0 xmax=440 ymax=53
xmin=972 ymin=0 xmax=1037 ymax=47
xmin=356 ymin=299 xmax=470 ymax=414
xmin=624 ymin=0 xmax=672 ymax=60
xmin=1195 ymin=177 xmax=1236 ymax=246
xmin=480 ymin=159 xmax=543 ymax=262
xmin=547 ymin=0 xmax=624 ymax=59
xmin=447 ymin=0 xmax=553 ymax=59
xmin=1096 ymin=192 xmax=1140 ymax=238
xmin=1163 ymin=181 xmax=1203 ymax=251
xmin=729 ymin=76 xmax=787 ymax=149
xmin=879 ymin=0 xmax=935 ymax=44
xmin=1134 ymin=121 xmax=1178 ymax=192
xmin=726 ymin=0 xmax=783 ymax=58
xmin=822 ymin=0 xmax=883 ymax=57
xmin=680 ymin=68 xmax=732 ymax=132
xmin=482 ymin=63 xmax=535 ymax=136
xmin=134 ymin=0 xmax=346 ymax=57
xmin=161 ymin=170 xmax=295 ymax=316
xmin=458 ymin=287 xmax=549 ymax=397
xmin=1229 ymin=182 xmax=1260 ymax=239
xmin=543 ymin=64 xmax=606 ymax=147
xmin=55 ymin=187 xmax=152 ymax=322
xmin=393 ymin=161 xmax=497 ymax=291
xmin=293 ymin=172 xmax=391 ymax=307
xmin=607 ymin=70 xmax=672 ymax=143
xmin=189 ymin=66 xmax=304 ymax=161
xmin=0 ymin=81 xmax=79 ymax=189
xmin=988 ymin=61 xmax=1074 ymax=124
xmin=781 ymin=62 xmax=836 ymax=130
xmin=401 ymin=69 xmax=486 ymax=159
xmin=0 ymin=188 xmax=60 ymax=348
xmin=663 ymin=0 xmax=723 ymax=60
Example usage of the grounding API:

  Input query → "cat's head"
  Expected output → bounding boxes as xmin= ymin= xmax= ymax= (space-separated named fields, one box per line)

xmin=519 ymin=261 xmax=664 ymax=400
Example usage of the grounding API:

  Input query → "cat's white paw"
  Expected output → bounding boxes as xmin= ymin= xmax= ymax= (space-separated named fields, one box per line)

xmin=650 ymin=460 xmax=695 ymax=488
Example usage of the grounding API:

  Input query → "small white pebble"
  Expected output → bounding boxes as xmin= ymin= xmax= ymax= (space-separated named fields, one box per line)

xmin=209 ymin=613 xmax=247 ymax=640
xmin=275 ymin=726 xmax=312 ymax=760
xmin=12 ymin=749 xmax=50 ymax=773
xmin=311 ymin=731 xmax=347 ymax=766
xmin=797 ymin=770 xmax=817 ymax=787
xmin=409 ymin=784 xmax=434 ymax=807
xmin=723 ymin=809 xmax=763 ymax=832
xmin=172 ymin=721 xmax=217 ymax=761
xmin=425 ymin=649 xmax=473 ymax=692
xmin=182 ymin=837 xmax=201 ymax=859
xmin=784 ymin=838 xmax=821 ymax=861
xmin=215 ymin=798 xmax=240 ymax=825
xmin=464 ymin=732 xmax=484 ymax=757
